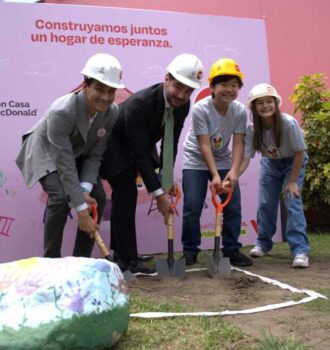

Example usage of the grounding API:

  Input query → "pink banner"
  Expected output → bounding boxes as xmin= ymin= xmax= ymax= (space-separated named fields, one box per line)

xmin=0 ymin=2 xmax=281 ymax=262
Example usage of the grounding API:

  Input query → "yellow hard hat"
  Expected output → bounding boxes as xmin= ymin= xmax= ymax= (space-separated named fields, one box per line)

xmin=208 ymin=58 xmax=244 ymax=84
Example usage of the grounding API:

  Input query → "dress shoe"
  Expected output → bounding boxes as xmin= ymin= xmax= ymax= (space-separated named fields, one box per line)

xmin=113 ymin=252 xmax=154 ymax=263
xmin=223 ymin=251 xmax=253 ymax=267
xmin=118 ymin=259 xmax=156 ymax=275
xmin=181 ymin=252 xmax=198 ymax=265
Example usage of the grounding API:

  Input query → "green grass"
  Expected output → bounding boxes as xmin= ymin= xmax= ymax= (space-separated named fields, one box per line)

xmin=308 ymin=233 xmax=330 ymax=260
xmin=254 ymin=333 xmax=310 ymax=350
xmin=304 ymin=288 xmax=330 ymax=313
xmin=116 ymin=297 xmax=250 ymax=349
xmin=113 ymin=232 xmax=330 ymax=349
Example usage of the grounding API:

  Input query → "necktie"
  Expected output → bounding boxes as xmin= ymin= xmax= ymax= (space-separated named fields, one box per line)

xmin=162 ymin=107 xmax=174 ymax=191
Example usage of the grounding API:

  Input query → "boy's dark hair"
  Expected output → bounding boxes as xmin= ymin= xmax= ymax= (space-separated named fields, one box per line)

xmin=210 ymin=75 xmax=243 ymax=89
xmin=251 ymin=98 xmax=282 ymax=152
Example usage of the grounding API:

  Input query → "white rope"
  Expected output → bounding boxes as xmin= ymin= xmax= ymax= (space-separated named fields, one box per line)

xmin=130 ymin=267 xmax=327 ymax=319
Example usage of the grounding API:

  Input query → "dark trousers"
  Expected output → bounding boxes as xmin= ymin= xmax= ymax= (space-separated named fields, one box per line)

xmin=107 ymin=166 xmax=138 ymax=261
xmin=39 ymin=171 xmax=106 ymax=258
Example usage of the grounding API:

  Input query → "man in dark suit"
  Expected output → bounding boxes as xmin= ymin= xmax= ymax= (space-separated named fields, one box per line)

xmin=16 ymin=53 xmax=125 ymax=258
xmin=100 ymin=54 xmax=204 ymax=274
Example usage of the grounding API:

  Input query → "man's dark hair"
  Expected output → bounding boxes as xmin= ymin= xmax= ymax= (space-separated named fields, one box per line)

xmin=167 ymin=73 xmax=175 ymax=81
xmin=83 ymin=76 xmax=95 ymax=86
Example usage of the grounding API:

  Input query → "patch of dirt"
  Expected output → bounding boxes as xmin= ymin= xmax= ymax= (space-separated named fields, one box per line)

xmin=131 ymin=271 xmax=293 ymax=311
xmin=128 ymin=253 xmax=330 ymax=349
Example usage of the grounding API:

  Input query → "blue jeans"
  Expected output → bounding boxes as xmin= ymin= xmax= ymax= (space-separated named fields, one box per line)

xmin=181 ymin=169 xmax=242 ymax=255
xmin=256 ymin=155 xmax=309 ymax=256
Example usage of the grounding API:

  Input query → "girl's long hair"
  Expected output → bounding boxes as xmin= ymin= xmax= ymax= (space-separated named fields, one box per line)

xmin=250 ymin=98 xmax=282 ymax=153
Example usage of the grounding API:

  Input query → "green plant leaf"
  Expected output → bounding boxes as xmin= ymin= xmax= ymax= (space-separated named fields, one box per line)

xmin=291 ymin=73 xmax=330 ymax=211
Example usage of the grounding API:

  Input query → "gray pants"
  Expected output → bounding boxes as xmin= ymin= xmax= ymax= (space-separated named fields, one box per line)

xmin=39 ymin=171 xmax=106 ymax=258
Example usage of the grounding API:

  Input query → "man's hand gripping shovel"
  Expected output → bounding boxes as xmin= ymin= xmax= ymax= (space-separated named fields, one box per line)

xmin=91 ymin=205 xmax=136 ymax=282
xmin=205 ymin=185 xmax=232 ymax=278
xmin=156 ymin=186 xmax=186 ymax=279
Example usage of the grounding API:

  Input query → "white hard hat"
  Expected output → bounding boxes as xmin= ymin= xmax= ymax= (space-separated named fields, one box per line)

xmin=81 ymin=53 xmax=125 ymax=89
xmin=167 ymin=53 xmax=203 ymax=89
xmin=248 ymin=83 xmax=282 ymax=108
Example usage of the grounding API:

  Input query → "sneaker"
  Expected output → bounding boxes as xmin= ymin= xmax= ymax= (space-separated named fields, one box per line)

xmin=292 ymin=254 xmax=309 ymax=268
xmin=224 ymin=251 xmax=253 ymax=267
xmin=250 ymin=246 xmax=267 ymax=257
xmin=118 ymin=260 xmax=156 ymax=274
xmin=181 ymin=252 xmax=198 ymax=265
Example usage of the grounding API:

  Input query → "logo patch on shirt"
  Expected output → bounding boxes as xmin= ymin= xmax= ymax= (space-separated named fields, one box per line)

xmin=211 ymin=135 xmax=223 ymax=149
xmin=266 ymin=145 xmax=280 ymax=158
xmin=97 ymin=128 xmax=107 ymax=138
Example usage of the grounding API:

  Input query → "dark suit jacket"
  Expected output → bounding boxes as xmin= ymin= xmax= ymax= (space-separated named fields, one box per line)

xmin=100 ymin=83 xmax=190 ymax=192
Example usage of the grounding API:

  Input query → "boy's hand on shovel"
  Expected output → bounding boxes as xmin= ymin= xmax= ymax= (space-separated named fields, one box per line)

xmin=211 ymin=174 xmax=222 ymax=193
xmin=223 ymin=169 xmax=239 ymax=189
xmin=220 ymin=180 xmax=232 ymax=194
xmin=212 ymin=180 xmax=232 ymax=195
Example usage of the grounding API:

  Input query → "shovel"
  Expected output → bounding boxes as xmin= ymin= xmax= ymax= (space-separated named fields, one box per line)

xmin=91 ymin=205 xmax=136 ymax=282
xmin=205 ymin=185 xmax=233 ymax=278
xmin=156 ymin=187 xmax=186 ymax=279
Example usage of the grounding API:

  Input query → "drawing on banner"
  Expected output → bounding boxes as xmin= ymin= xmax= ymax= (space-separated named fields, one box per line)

xmin=25 ymin=62 xmax=56 ymax=77
xmin=250 ymin=219 xmax=258 ymax=234
xmin=0 ymin=171 xmax=7 ymax=187
xmin=204 ymin=44 xmax=239 ymax=59
xmin=0 ymin=216 xmax=15 ymax=237
xmin=240 ymin=222 xmax=248 ymax=236
xmin=141 ymin=64 xmax=164 ymax=79
xmin=0 ymin=170 xmax=16 ymax=198
xmin=0 ymin=58 xmax=9 ymax=68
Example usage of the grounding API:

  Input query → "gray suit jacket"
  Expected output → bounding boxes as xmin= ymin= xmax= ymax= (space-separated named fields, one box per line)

xmin=16 ymin=90 xmax=118 ymax=208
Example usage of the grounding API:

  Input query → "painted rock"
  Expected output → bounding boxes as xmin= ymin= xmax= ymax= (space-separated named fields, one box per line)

xmin=0 ymin=257 xmax=129 ymax=350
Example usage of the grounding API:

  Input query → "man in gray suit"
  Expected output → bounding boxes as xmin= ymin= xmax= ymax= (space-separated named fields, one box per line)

xmin=16 ymin=53 xmax=125 ymax=258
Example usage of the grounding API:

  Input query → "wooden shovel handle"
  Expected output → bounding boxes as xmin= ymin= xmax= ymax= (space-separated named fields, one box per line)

xmin=214 ymin=212 xmax=223 ymax=238
xmin=167 ymin=213 xmax=174 ymax=240
xmin=91 ymin=204 xmax=111 ymax=257
xmin=211 ymin=187 xmax=232 ymax=237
